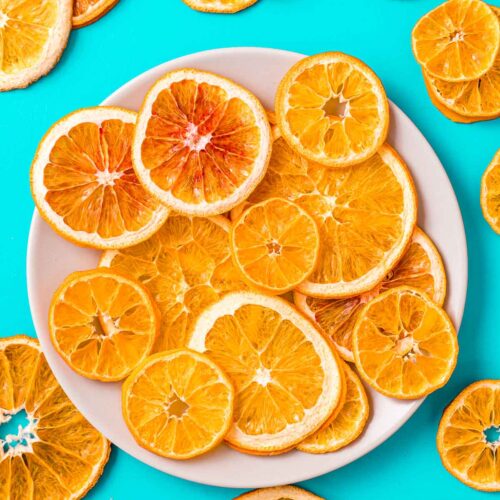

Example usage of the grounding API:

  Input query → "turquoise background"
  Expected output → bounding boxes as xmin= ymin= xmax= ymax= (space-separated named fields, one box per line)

xmin=1 ymin=0 xmax=499 ymax=498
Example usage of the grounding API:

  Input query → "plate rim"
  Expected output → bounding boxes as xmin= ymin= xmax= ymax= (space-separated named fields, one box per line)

xmin=26 ymin=46 xmax=468 ymax=489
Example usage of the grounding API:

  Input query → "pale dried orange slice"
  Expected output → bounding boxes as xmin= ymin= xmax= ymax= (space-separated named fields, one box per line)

xmin=234 ymin=138 xmax=417 ymax=298
xmin=73 ymin=0 xmax=119 ymax=28
xmin=412 ymin=0 xmax=499 ymax=82
xmin=298 ymin=362 xmax=369 ymax=453
xmin=31 ymin=107 xmax=169 ymax=249
xmin=0 ymin=335 xmax=110 ymax=498
xmin=353 ymin=286 xmax=458 ymax=399
xmin=122 ymin=348 xmax=234 ymax=460
xmin=132 ymin=69 xmax=272 ymax=216
xmin=295 ymin=227 xmax=447 ymax=361
xmin=235 ymin=485 xmax=324 ymax=500
xmin=182 ymin=0 xmax=258 ymax=13
xmin=481 ymin=149 xmax=500 ymax=233
xmin=275 ymin=52 xmax=389 ymax=167
xmin=231 ymin=198 xmax=320 ymax=294
xmin=0 ymin=0 xmax=72 ymax=91
xmin=100 ymin=214 xmax=248 ymax=352
xmin=188 ymin=292 xmax=343 ymax=454
xmin=49 ymin=268 xmax=159 ymax=381
xmin=437 ymin=380 xmax=500 ymax=491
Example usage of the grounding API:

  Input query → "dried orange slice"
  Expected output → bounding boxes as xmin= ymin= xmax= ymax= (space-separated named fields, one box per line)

xmin=73 ymin=0 xmax=120 ymax=28
xmin=31 ymin=107 xmax=169 ymax=249
xmin=100 ymin=214 xmax=248 ymax=352
xmin=275 ymin=52 xmax=389 ymax=167
xmin=188 ymin=292 xmax=343 ymax=454
xmin=49 ymin=268 xmax=159 ymax=381
xmin=234 ymin=138 xmax=417 ymax=298
xmin=0 ymin=335 xmax=110 ymax=498
xmin=412 ymin=0 xmax=499 ymax=82
xmin=0 ymin=0 xmax=72 ymax=91
xmin=182 ymin=0 xmax=258 ymax=13
xmin=235 ymin=485 xmax=324 ymax=500
xmin=122 ymin=348 xmax=234 ymax=460
xmin=231 ymin=198 xmax=320 ymax=294
xmin=298 ymin=362 xmax=369 ymax=453
xmin=481 ymin=149 xmax=500 ymax=233
xmin=132 ymin=69 xmax=272 ymax=216
xmin=295 ymin=227 xmax=447 ymax=361
xmin=437 ymin=380 xmax=500 ymax=491
xmin=353 ymin=286 xmax=458 ymax=399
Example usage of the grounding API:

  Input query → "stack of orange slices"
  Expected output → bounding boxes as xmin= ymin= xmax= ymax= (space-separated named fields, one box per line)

xmin=29 ymin=51 xmax=460 ymax=463
xmin=412 ymin=0 xmax=500 ymax=123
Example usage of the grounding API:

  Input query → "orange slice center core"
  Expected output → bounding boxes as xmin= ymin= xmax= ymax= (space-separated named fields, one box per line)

xmin=323 ymin=95 xmax=348 ymax=121
xmin=0 ymin=409 xmax=39 ymax=457
xmin=484 ymin=426 xmax=500 ymax=447
xmin=254 ymin=366 xmax=272 ymax=386
xmin=184 ymin=122 xmax=213 ymax=152
xmin=266 ymin=240 xmax=282 ymax=256
xmin=166 ymin=393 xmax=189 ymax=418
xmin=0 ymin=12 xmax=8 ymax=28
xmin=449 ymin=30 xmax=464 ymax=43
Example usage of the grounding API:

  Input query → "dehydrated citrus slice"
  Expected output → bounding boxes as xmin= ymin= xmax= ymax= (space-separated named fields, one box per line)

xmin=231 ymin=198 xmax=320 ymax=294
xmin=73 ymin=0 xmax=120 ymax=28
xmin=275 ymin=52 xmax=389 ymax=167
xmin=298 ymin=362 xmax=369 ymax=453
xmin=353 ymin=286 xmax=458 ymax=399
xmin=235 ymin=485 xmax=324 ymax=500
xmin=122 ymin=348 xmax=234 ymax=460
xmin=182 ymin=0 xmax=258 ymax=13
xmin=0 ymin=335 xmax=109 ymax=499
xmin=437 ymin=380 xmax=500 ymax=491
xmin=31 ymin=107 xmax=169 ymax=249
xmin=412 ymin=0 xmax=500 ymax=82
xmin=0 ymin=0 xmax=72 ymax=91
xmin=188 ymin=292 xmax=343 ymax=454
xmin=294 ymin=227 xmax=447 ymax=361
xmin=100 ymin=214 xmax=248 ymax=352
xmin=233 ymin=138 xmax=417 ymax=298
xmin=49 ymin=268 xmax=159 ymax=381
xmin=481 ymin=149 xmax=500 ymax=233
xmin=132 ymin=69 xmax=272 ymax=216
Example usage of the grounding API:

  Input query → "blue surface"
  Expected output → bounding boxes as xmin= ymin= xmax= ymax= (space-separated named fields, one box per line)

xmin=1 ymin=0 xmax=499 ymax=498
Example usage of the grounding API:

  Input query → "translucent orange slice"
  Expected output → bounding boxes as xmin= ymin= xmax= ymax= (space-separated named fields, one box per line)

xmin=188 ymin=292 xmax=343 ymax=454
xmin=0 ymin=0 xmax=72 ymax=91
xmin=298 ymin=362 xmax=369 ymax=453
xmin=412 ymin=0 xmax=499 ymax=82
xmin=0 ymin=336 xmax=109 ymax=498
xmin=133 ymin=69 xmax=272 ymax=216
xmin=31 ymin=107 xmax=169 ymax=249
xmin=49 ymin=268 xmax=159 ymax=381
xmin=275 ymin=52 xmax=389 ymax=167
xmin=353 ymin=286 xmax=458 ymax=399
xmin=100 ymin=215 xmax=249 ymax=352
xmin=233 ymin=137 xmax=417 ymax=298
xmin=122 ymin=349 xmax=234 ymax=460
xmin=295 ymin=227 xmax=447 ymax=361
xmin=182 ymin=0 xmax=258 ymax=13
xmin=437 ymin=380 xmax=500 ymax=491
xmin=481 ymin=149 xmax=500 ymax=233
xmin=231 ymin=198 xmax=320 ymax=294
xmin=73 ymin=0 xmax=120 ymax=28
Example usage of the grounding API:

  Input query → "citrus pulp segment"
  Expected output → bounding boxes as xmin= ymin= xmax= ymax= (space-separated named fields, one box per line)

xmin=437 ymin=380 xmax=500 ymax=491
xmin=231 ymin=198 xmax=320 ymax=294
xmin=73 ymin=0 xmax=120 ymax=28
xmin=412 ymin=0 xmax=500 ymax=82
xmin=49 ymin=268 xmax=159 ymax=381
xmin=30 ymin=107 xmax=169 ymax=249
xmin=275 ymin=52 xmax=389 ymax=167
xmin=0 ymin=336 xmax=110 ymax=499
xmin=100 ymin=214 xmax=249 ymax=352
xmin=294 ymin=227 xmax=446 ymax=361
xmin=182 ymin=0 xmax=258 ymax=13
xmin=481 ymin=149 xmax=500 ymax=233
xmin=188 ymin=292 xmax=343 ymax=454
xmin=133 ymin=68 xmax=272 ymax=216
xmin=122 ymin=349 xmax=234 ymax=460
xmin=0 ymin=0 xmax=72 ymax=91
xmin=353 ymin=286 xmax=458 ymax=399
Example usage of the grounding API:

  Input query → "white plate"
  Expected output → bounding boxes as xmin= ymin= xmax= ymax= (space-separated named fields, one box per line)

xmin=27 ymin=48 xmax=468 ymax=489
